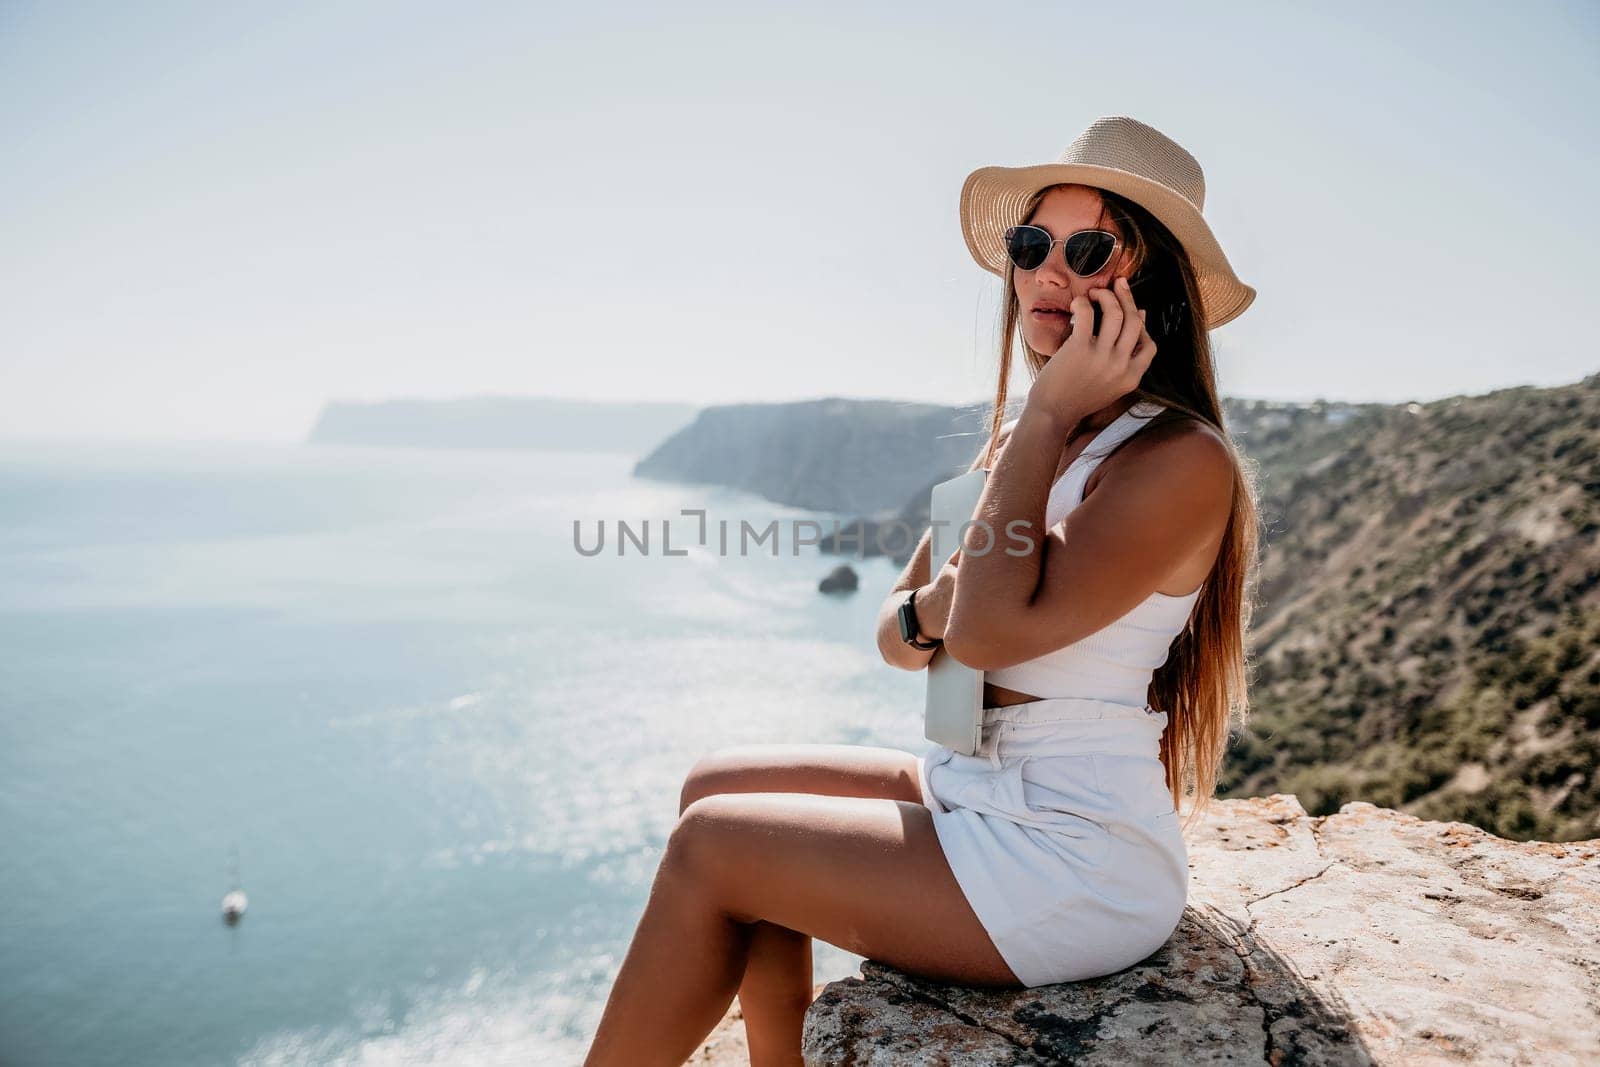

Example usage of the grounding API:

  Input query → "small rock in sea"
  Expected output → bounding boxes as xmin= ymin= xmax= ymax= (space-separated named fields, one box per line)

xmin=818 ymin=564 xmax=858 ymax=594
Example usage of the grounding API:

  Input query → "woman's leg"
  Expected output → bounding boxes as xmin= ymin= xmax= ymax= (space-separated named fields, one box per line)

xmin=583 ymin=788 xmax=1019 ymax=1067
xmin=676 ymin=744 xmax=926 ymax=1065
xmin=734 ymin=920 xmax=811 ymax=1067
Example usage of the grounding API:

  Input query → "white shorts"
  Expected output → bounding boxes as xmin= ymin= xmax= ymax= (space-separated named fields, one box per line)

xmin=916 ymin=696 xmax=1188 ymax=988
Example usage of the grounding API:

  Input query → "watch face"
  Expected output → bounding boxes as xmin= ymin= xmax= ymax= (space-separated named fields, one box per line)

xmin=897 ymin=594 xmax=916 ymax=642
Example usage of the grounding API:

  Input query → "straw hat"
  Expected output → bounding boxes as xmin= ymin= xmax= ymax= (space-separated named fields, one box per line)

xmin=959 ymin=115 xmax=1257 ymax=329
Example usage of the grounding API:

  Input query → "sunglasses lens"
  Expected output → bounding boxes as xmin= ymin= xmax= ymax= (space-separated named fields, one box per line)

xmin=1064 ymin=231 xmax=1115 ymax=276
xmin=1004 ymin=226 xmax=1050 ymax=271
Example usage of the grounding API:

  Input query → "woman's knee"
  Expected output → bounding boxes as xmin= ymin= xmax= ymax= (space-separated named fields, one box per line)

xmin=679 ymin=745 xmax=754 ymax=815
xmin=663 ymin=792 xmax=748 ymax=894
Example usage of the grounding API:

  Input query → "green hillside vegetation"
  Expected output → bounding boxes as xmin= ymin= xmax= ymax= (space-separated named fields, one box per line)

xmin=1220 ymin=374 xmax=1600 ymax=841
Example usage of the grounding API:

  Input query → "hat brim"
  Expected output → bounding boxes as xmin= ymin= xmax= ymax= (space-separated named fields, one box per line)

xmin=960 ymin=162 xmax=1256 ymax=330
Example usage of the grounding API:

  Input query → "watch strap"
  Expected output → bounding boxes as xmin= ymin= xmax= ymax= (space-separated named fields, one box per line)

xmin=900 ymin=588 xmax=942 ymax=650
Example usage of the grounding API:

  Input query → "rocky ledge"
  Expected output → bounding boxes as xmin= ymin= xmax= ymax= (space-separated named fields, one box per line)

xmin=799 ymin=795 xmax=1600 ymax=1066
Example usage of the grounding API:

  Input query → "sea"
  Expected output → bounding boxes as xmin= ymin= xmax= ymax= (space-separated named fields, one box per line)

xmin=0 ymin=439 xmax=929 ymax=1066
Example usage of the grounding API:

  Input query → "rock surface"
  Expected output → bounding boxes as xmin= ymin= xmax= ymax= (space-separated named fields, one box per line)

xmin=799 ymin=795 xmax=1600 ymax=1065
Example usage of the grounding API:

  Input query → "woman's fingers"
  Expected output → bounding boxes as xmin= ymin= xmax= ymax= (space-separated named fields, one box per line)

xmin=1088 ymin=287 xmax=1122 ymax=345
xmin=1112 ymin=303 xmax=1143 ymax=360
xmin=1131 ymin=324 xmax=1158 ymax=380
xmin=1112 ymin=276 xmax=1140 ymax=318
xmin=1110 ymin=278 xmax=1144 ymax=358
xmin=1068 ymin=294 xmax=1095 ymax=339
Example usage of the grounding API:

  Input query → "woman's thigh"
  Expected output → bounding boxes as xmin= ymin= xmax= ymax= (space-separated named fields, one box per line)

xmin=679 ymin=743 xmax=924 ymax=813
xmin=670 ymin=790 xmax=1020 ymax=987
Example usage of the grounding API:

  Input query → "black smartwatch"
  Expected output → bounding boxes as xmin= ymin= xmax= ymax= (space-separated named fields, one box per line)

xmin=897 ymin=588 xmax=942 ymax=650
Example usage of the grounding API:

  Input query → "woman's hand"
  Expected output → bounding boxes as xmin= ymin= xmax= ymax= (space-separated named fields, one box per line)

xmin=1027 ymin=275 xmax=1159 ymax=424
xmin=914 ymin=546 xmax=962 ymax=641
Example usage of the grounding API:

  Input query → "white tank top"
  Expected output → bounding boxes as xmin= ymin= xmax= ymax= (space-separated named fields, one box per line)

xmin=982 ymin=400 xmax=1202 ymax=706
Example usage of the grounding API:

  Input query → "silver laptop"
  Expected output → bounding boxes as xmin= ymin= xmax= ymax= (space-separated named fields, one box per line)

xmin=923 ymin=467 xmax=987 ymax=755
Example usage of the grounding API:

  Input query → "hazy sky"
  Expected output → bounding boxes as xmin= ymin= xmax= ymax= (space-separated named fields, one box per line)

xmin=3 ymin=0 xmax=1596 ymax=442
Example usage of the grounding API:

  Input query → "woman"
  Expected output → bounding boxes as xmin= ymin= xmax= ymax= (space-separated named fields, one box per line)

xmin=583 ymin=115 xmax=1261 ymax=1066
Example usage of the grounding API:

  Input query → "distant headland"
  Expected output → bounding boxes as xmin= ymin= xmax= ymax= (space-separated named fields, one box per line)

xmin=306 ymin=395 xmax=698 ymax=454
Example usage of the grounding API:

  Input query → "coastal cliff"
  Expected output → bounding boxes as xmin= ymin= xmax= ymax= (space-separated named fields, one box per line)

xmin=1224 ymin=377 xmax=1600 ymax=842
xmin=632 ymin=397 xmax=989 ymax=515
xmin=783 ymin=795 xmax=1599 ymax=1065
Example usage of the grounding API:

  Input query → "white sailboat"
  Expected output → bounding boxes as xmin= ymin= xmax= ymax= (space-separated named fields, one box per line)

xmin=221 ymin=846 xmax=248 ymax=926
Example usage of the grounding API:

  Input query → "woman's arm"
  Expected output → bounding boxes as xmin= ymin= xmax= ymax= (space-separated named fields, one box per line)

xmin=943 ymin=404 xmax=1233 ymax=671
xmin=942 ymin=400 xmax=1075 ymax=666
xmin=875 ymin=527 xmax=941 ymax=671
xmin=875 ymin=421 xmax=1015 ymax=670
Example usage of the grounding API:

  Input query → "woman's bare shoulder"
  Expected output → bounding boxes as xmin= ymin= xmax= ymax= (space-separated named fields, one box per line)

xmin=1145 ymin=412 xmax=1229 ymax=453
xmin=1085 ymin=413 xmax=1234 ymax=500
xmin=967 ymin=415 xmax=1023 ymax=472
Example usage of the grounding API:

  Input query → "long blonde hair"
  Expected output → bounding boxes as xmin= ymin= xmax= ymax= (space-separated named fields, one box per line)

xmin=974 ymin=184 xmax=1263 ymax=823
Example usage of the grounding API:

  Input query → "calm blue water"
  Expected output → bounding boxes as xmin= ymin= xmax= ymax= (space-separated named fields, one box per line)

xmin=0 ymin=440 xmax=926 ymax=1065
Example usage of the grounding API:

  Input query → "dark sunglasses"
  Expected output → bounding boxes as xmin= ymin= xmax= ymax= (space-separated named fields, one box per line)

xmin=1002 ymin=224 xmax=1120 ymax=276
